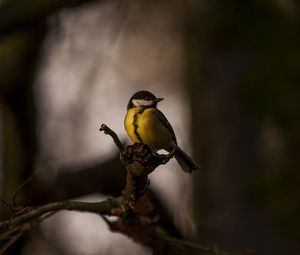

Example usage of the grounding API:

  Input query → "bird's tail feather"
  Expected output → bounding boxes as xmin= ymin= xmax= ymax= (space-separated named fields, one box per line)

xmin=173 ymin=146 xmax=200 ymax=173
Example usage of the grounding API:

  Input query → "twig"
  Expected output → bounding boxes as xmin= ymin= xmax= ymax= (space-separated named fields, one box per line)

xmin=0 ymin=198 xmax=12 ymax=213
xmin=0 ymin=198 xmax=122 ymax=254
xmin=0 ymin=125 xmax=254 ymax=255
xmin=157 ymin=234 xmax=212 ymax=253
xmin=0 ymin=198 xmax=121 ymax=232
xmin=156 ymin=234 xmax=254 ymax=255
xmin=0 ymin=227 xmax=26 ymax=254
xmin=99 ymin=124 xmax=124 ymax=152
xmin=11 ymin=176 xmax=33 ymax=207
xmin=0 ymin=224 xmax=23 ymax=240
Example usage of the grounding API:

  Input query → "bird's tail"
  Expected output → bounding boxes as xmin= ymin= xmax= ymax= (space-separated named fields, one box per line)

xmin=173 ymin=145 xmax=200 ymax=173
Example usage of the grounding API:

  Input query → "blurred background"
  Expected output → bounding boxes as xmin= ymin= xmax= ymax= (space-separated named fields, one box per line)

xmin=0 ymin=0 xmax=299 ymax=254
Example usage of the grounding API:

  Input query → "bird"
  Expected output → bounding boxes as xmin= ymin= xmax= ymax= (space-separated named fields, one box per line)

xmin=124 ymin=90 xmax=200 ymax=173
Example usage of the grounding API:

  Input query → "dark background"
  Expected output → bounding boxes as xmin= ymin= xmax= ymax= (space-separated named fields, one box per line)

xmin=0 ymin=0 xmax=299 ymax=254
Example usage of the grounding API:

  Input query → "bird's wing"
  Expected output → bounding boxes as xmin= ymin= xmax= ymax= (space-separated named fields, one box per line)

xmin=155 ymin=109 xmax=177 ymax=145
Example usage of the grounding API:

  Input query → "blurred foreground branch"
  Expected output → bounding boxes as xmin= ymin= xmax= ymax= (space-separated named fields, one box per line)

xmin=0 ymin=197 xmax=253 ymax=255
xmin=0 ymin=124 xmax=254 ymax=255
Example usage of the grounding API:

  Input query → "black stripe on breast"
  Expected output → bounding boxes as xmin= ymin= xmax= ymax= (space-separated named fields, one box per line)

xmin=133 ymin=108 xmax=145 ymax=143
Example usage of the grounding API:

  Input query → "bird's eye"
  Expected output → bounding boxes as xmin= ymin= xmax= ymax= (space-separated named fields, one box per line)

xmin=145 ymin=96 xmax=150 ymax=100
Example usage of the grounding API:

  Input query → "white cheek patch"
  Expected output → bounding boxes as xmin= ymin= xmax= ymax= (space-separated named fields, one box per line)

xmin=132 ymin=99 xmax=153 ymax=107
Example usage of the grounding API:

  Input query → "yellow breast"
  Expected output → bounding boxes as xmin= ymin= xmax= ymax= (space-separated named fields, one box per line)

xmin=124 ymin=108 xmax=173 ymax=150
xmin=124 ymin=108 xmax=140 ymax=143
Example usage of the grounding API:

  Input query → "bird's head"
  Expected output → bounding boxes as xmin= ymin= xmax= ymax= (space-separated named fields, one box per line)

xmin=127 ymin=90 xmax=164 ymax=109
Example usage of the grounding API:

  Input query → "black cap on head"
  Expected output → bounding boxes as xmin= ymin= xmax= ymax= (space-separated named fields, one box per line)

xmin=127 ymin=90 xmax=158 ymax=109
xmin=131 ymin=90 xmax=156 ymax=100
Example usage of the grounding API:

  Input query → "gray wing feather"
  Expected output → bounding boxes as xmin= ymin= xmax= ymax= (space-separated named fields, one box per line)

xmin=155 ymin=109 xmax=200 ymax=172
xmin=155 ymin=109 xmax=177 ymax=145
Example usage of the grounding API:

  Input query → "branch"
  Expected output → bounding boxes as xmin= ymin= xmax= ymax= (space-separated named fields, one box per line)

xmin=0 ymin=198 xmax=122 ymax=254
xmin=0 ymin=197 xmax=253 ymax=255
xmin=0 ymin=124 xmax=254 ymax=255
xmin=101 ymin=216 xmax=254 ymax=255
xmin=99 ymin=124 xmax=124 ymax=152
xmin=156 ymin=235 xmax=254 ymax=255
xmin=0 ymin=198 xmax=121 ymax=232
xmin=99 ymin=123 xmax=173 ymax=203
xmin=11 ymin=176 xmax=33 ymax=207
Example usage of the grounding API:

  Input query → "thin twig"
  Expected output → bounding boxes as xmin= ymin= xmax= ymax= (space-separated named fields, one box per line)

xmin=0 ymin=198 xmax=12 ymax=213
xmin=99 ymin=124 xmax=124 ymax=152
xmin=0 ymin=228 xmax=25 ymax=254
xmin=0 ymin=198 xmax=122 ymax=254
xmin=38 ymin=211 xmax=58 ymax=223
xmin=0 ymin=212 xmax=59 ymax=253
xmin=0 ymin=125 xmax=254 ymax=255
xmin=11 ymin=177 xmax=33 ymax=207
xmin=0 ymin=198 xmax=121 ymax=232
xmin=156 ymin=234 xmax=253 ymax=255
xmin=0 ymin=224 xmax=23 ymax=240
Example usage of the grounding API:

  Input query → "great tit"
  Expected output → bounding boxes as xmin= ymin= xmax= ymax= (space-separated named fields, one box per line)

xmin=124 ymin=90 xmax=200 ymax=173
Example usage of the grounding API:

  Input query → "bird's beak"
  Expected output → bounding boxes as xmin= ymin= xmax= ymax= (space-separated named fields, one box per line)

xmin=155 ymin=98 xmax=164 ymax=103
